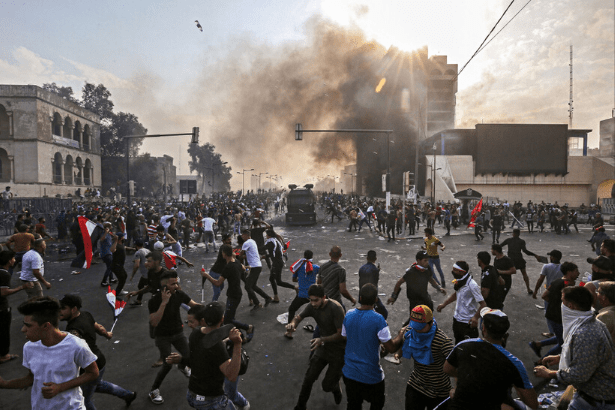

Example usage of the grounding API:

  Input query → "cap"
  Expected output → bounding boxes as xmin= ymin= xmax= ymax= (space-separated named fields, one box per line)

xmin=480 ymin=307 xmax=510 ymax=334
xmin=203 ymin=302 xmax=225 ymax=326
xmin=588 ymin=255 xmax=613 ymax=272
xmin=410 ymin=305 xmax=433 ymax=323
xmin=153 ymin=241 xmax=164 ymax=251
xmin=59 ymin=294 xmax=82 ymax=309
xmin=547 ymin=250 xmax=562 ymax=260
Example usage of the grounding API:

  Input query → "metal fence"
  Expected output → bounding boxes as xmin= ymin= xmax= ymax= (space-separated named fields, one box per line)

xmin=0 ymin=198 xmax=73 ymax=237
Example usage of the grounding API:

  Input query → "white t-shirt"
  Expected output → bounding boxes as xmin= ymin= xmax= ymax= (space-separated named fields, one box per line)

xmin=242 ymin=239 xmax=262 ymax=268
xmin=202 ymin=217 xmax=216 ymax=232
xmin=134 ymin=248 xmax=151 ymax=278
xmin=20 ymin=249 xmax=44 ymax=282
xmin=1 ymin=190 xmax=11 ymax=200
xmin=453 ymin=277 xmax=485 ymax=323
xmin=540 ymin=263 xmax=562 ymax=287
xmin=23 ymin=333 xmax=97 ymax=410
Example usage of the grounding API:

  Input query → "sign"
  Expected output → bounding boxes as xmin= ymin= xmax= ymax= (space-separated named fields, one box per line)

xmin=382 ymin=174 xmax=387 ymax=193
xmin=179 ymin=180 xmax=197 ymax=194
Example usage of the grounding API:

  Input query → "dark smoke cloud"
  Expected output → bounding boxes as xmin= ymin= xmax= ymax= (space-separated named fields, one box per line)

xmin=129 ymin=17 xmax=434 ymax=194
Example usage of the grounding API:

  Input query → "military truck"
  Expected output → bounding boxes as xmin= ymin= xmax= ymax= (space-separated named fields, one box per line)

xmin=285 ymin=184 xmax=317 ymax=225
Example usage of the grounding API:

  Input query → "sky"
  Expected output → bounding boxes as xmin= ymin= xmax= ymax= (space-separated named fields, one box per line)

xmin=1 ymin=0 xmax=613 ymax=190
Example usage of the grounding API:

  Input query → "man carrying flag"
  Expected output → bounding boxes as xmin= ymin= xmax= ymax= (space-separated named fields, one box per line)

xmin=153 ymin=241 xmax=194 ymax=270
xmin=71 ymin=216 xmax=103 ymax=270
xmin=467 ymin=198 xmax=483 ymax=229
xmin=284 ymin=250 xmax=320 ymax=338
xmin=59 ymin=294 xmax=137 ymax=409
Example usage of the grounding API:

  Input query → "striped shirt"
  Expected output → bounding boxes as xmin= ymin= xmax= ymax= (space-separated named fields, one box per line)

xmin=407 ymin=327 xmax=454 ymax=398
xmin=147 ymin=224 xmax=157 ymax=239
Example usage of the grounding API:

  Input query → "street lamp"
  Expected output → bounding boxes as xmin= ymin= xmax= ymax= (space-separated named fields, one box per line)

xmin=259 ymin=172 xmax=268 ymax=192
xmin=237 ymin=168 xmax=254 ymax=196
xmin=432 ymin=143 xmax=437 ymax=206
xmin=268 ymin=174 xmax=278 ymax=192
xmin=344 ymin=172 xmax=357 ymax=196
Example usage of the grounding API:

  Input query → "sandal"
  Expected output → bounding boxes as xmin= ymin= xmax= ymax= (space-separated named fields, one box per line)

xmin=0 ymin=354 xmax=19 ymax=364
xmin=284 ymin=332 xmax=294 ymax=340
xmin=303 ymin=324 xmax=314 ymax=332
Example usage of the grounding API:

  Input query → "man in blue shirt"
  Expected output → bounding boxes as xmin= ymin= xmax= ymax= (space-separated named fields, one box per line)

xmin=285 ymin=250 xmax=320 ymax=338
xmin=342 ymin=284 xmax=396 ymax=410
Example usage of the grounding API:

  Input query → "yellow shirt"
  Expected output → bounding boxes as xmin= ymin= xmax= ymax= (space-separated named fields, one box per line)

xmin=424 ymin=236 xmax=440 ymax=257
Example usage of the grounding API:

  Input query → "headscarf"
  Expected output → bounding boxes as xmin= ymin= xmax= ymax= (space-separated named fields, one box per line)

xmin=402 ymin=319 xmax=438 ymax=365
xmin=559 ymin=304 xmax=594 ymax=370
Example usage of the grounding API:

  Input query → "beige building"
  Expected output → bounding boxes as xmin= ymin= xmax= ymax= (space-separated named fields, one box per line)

xmin=0 ymin=85 xmax=101 ymax=197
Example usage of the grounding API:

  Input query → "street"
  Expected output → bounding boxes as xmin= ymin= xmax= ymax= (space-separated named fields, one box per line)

xmin=0 ymin=211 xmax=605 ymax=409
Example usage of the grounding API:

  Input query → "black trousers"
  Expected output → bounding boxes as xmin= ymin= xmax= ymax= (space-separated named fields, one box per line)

xmin=245 ymin=267 xmax=271 ymax=304
xmin=288 ymin=296 xmax=309 ymax=323
xmin=0 ymin=309 xmax=11 ymax=357
xmin=405 ymin=384 xmax=449 ymax=410
xmin=111 ymin=266 xmax=128 ymax=294
xmin=452 ymin=318 xmax=478 ymax=345
xmin=343 ymin=375 xmax=385 ymax=410
xmin=269 ymin=264 xmax=295 ymax=295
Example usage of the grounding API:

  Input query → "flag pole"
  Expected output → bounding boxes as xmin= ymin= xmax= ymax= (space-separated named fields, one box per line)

xmin=109 ymin=318 xmax=118 ymax=334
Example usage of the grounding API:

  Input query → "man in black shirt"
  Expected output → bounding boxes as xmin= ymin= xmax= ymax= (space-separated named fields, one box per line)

xmin=207 ymin=234 xmax=232 ymax=302
xmin=443 ymin=308 xmax=538 ymax=410
xmin=111 ymin=232 xmax=128 ymax=295
xmin=358 ymin=250 xmax=387 ymax=319
xmin=202 ymin=244 xmax=254 ymax=342
xmin=490 ymin=211 xmax=504 ymax=244
xmin=477 ymin=251 xmax=505 ymax=310
xmin=127 ymin=251 xmax=168 ymax=303
xmin=0 ymin=251 xmax=33 ymax=364
xmin=286 ymin=284 xmax=346 ymax=409
xmin=148 ymin=271 xmax=200 ymax=404
xmin=500 ymin=229 xmax=538 ymax=295
xmin=491 ymin=244 xmax=516 ymax=305
xmin=388 ymin=251 xmax=446 ymax=313
xmin=59 ymin=294 xmax=136 ymax=408
xmin=166 ymin=302 xmax=243 ymax=410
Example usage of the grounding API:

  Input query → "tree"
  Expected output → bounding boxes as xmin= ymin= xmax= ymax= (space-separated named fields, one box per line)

xmin=79 ymin=83 xmax=147 ymax=157
xmin=188 ymin=142 xmax=231 ymax=193
xmin=42 ymin=83 xmax=79 ymax=103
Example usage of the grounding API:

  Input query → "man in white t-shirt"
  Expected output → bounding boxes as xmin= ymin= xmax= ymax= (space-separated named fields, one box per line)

xmin=436 ymin=260 xmax=487 ymax=344
xmin=240 ymin=229 xmax=272 ymax=310
xmin=201 ymin=213 xmax=217 ymax=252
xmin=20 ymin=239 xmax=50 ymax=298
xmin=0 ymin=296 xmax=99 ymax=410
xmin=1 ymin=186 xmax=13 ymax=200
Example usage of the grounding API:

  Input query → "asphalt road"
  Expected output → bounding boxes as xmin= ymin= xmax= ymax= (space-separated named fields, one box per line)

xmin=0 ymin=211 xmax=606 ymax=410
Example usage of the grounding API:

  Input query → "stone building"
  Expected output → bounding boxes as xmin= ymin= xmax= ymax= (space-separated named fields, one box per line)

xmin=0 ymin=85 xmax=101 ymax=197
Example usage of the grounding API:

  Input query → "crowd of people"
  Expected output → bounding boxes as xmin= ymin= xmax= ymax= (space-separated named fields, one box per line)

xmin=0 ymin=191 xmax=614 ymax=410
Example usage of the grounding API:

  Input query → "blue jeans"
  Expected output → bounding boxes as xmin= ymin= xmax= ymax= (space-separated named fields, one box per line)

xmin=224 ymin=377 xmax=248 ymax=408
xmin=210 ymin=271 xmax=225 ymax=302
xmin=101 ymin=254 xmax=114 ymax=282
xmin=545 ymin=319 xmax=564 ymax=356
xmin=234 ymin=221 xmax=241 ymax=235
xmin=429 ymin=257 xmax=445 ymax=286
xmin=187 ymin=390 xmax=236 ymax=410
xmin=82 ymin=366 xmax=133 ymax=410
xmin=569 ymin=392 xmax=615 ymax=410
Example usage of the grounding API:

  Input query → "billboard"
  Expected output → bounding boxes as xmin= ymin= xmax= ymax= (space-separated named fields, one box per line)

xmin=179 ymin=180 xmax=197 ymax=194
xmin=475 ymin=124 xmax=568 ymax=176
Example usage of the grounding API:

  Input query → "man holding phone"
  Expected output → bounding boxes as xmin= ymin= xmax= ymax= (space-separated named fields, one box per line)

xmin=148 ymin=271 xmax=201 ymax=405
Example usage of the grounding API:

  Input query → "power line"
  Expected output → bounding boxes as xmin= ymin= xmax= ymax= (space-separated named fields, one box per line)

xmin=453 ymin=0 xmax=516 ymax=82
xmin=476 ymin=0 xmax=534 ymax=55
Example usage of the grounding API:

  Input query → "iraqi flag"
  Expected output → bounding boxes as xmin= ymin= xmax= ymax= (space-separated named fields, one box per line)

xmin=162 ymin=250 xmax=178 ymax=269
xmin=467 ymin=198 xmax=483 ymax=228
xmin=106 ymin=286 xmax=127 ymax=333
xmin=290 ymin=258 xmax=313 ymax=274
xmin=71 ymin=216 xmax=103 ymax=269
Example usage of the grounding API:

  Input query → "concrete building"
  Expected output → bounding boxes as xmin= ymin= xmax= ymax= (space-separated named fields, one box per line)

xmin=0 ymin=85 xmax=101 ymax=197
xmin=420 ymin=124 xmax=613 ymax=207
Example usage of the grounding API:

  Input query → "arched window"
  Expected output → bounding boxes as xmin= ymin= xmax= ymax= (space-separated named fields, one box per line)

xmin=63 ymin=116 xmax=73 ymax=141
xmin=53 ymin=152 xmax=63 ymax=184
xmin=0 ymin=148 xmax=9 ymax=182
xmin=73 ymin=121 xmax=82 ymax=147
xmin=52 ymin=113 xmax=63 ymax=137
xmin=445 ymin=69 xmax=456 ymax=75
xmin=0 ymin=104 xmax=10 ymax=140
xmin=84 ymin=159 xmax=92 ymax=185
xmin=430 ymin=69 xmax=442 ymax=76
xmin=64 ymin=155 xmax=74 ymax=185
xmin=83 ymin=125 xmax=90 ymax=151
xmin=75 ymin=157 xmax=83 ymax=185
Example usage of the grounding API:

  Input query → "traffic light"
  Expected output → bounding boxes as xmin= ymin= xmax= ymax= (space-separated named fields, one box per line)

xmin=191 ymin=127 xmax=199 ymax=144
xmin=295 ymin=123 xmax=303 ymax=141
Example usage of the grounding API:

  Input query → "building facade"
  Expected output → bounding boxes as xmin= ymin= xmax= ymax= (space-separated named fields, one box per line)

xmin=0 ymin=85 xmax=101 ymax=197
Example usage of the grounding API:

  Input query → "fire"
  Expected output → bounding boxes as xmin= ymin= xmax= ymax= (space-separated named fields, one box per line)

xmin=375 ymin=77 xmax=386 ymax=93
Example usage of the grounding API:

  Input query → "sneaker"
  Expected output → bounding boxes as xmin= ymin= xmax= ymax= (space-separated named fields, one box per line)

xmin=251 ymin=303 xmax=262 ymax=312
xmin=264 ymin=298 xmax=272 ymax=308
xmin=110 ymin=278 xmax=118 ymax=283
xmin=100 ymin=281 xmax=109 ymax=286
xmin=119 ymin=290 xmax=129 ymax=295
xmin=528 ymin=341 xmax=542 ymax=357
xmin=333 ymin=381 xmax=343 ymax=404
xmin=149 ymin=389 xmax=164 ymax=404
xmin=240 ymin=401 xmax=250 ymax=410
xmin=180 ymin=367 xmax=191 ymax=378
xmin=125 ymin=391 xmax=137 ymax=406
